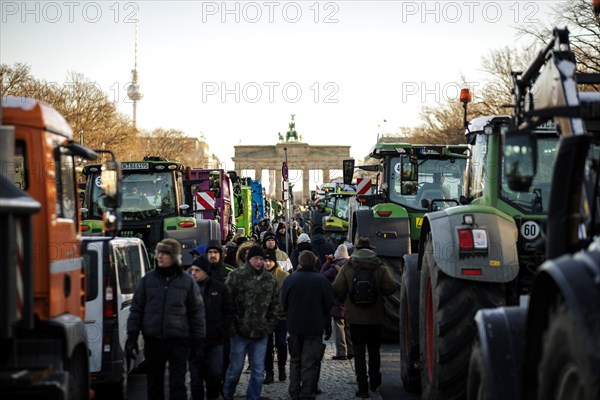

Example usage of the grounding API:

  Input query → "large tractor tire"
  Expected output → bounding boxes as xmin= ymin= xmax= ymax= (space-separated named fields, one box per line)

xmin=466 ymin=338 xmax=490 ymax=400
xmin=537 ymin=300 xmax=598 ymax=400
xmin=419 ymin=238 xmax=505 ymax=400
xmin=380 ymin=256 xmax=402 ymax=341
xmin=400 ymin=262 xmax=420 ymax=393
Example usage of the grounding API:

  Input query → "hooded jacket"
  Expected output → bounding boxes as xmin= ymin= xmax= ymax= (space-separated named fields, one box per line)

xmin=310 ymin=233 xmax=335 ymax=264
xmin=331 ymin=248 xmax=398 ymax=325
xmin=290 ymin=242 xmax=322 ymax=271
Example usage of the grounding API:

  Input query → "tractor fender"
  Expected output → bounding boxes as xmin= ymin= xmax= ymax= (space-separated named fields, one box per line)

xmin=522 ymin=243 xmax=600 ymax=391
xmin=166 ymin=219 xmax=221 ymax=265
xmin=473 ymin=306 xmax=527 ymax=400
xmin=354 ymin=205 xmax=410 ymax=258
xmin=419 ymin=206 xmax=519 ymax=282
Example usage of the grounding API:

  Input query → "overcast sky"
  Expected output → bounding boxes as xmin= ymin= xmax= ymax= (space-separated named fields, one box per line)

xmin=1 ymin=0 xmax=558 ymax=182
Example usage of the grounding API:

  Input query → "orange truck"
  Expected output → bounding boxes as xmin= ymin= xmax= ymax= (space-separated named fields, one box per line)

xmin=0 ymin=96 xmax=100 ymax=399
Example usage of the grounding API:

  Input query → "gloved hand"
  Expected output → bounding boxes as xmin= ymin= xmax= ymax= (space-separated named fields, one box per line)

xmin=324 ymin=325 xmax=332 ymax=341
xmin=125 ymin=335 xmax=138 ymax=360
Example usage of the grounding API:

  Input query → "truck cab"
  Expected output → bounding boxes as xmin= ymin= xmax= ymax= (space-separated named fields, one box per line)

xmin=81 ymin=158 xmax=220 ymax=266
xmin=1 ymin=96 xmax=99 ymax=399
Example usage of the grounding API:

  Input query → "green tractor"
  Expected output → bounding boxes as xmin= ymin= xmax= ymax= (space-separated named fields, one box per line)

xmin=81 ymin=156 xmax=220 ymax=266
xmin=402 ymin=112 xmax=559 ymax=396
xmin=319 ymin=187 xmax=356 ymax=246
xmin=343 ymin=143 xmax=470 ymax=339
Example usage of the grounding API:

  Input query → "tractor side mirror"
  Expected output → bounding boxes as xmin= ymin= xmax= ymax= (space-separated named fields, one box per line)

xmin=101 ymin=160 xmax=122 ymax=209
xmin=343 ymin=159 xmax=355 ymax=185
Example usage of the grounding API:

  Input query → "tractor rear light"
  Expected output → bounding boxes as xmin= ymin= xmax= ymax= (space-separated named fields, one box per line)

xmin=81 ymin=225 xmax=90 ymax=232
xmin=376 ymin=210 xmax=392 ymax=217
xmin=472 ymin=229 xmax=488 ymax=249
xmin=458 ymin=229 xmax=474 ymax=250
xmin=462 ymin=268 xmax=482 ymax=276
xmin=179 ymin=221 xmax=196 ymax=228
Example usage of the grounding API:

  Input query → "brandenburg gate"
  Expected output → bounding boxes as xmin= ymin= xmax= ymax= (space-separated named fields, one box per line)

xmin=232 ymin=117 xmax=350 ymax=203
xmin=232 ymin=142 xmax=350 ymax=203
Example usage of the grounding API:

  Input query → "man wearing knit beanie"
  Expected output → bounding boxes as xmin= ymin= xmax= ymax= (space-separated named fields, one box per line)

xmin=263 ymin=232 xmax=293 ymax=273
xmin=223 ymin=245 xmax=281 ymax=400
xmin=127 ymin=238 xmax=206 ymax=400
xmin=205 ymin=239 xmax=234 ymax=283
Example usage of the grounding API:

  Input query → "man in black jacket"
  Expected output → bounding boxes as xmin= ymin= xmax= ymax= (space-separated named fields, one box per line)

xmin=189 ymin=255 xmax=234 ymax=400
xmin=310 ymin=226 xmax=335 ymax=265
xmin=281 ymin=250 xmax=334 ymax=400
xmin=206 ymin=239 xmax=234 ymax=283
xmin=126 ymin=238 xmax=206 ymax=400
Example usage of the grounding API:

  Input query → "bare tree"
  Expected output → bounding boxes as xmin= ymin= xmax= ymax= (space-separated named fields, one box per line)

xmin=142 ymin=128 xmax=189 ymax=162
xmin=1 ymin=63 xmax=140 ymax=160
xmin=515 ymin=0 xmax=600 ymax=72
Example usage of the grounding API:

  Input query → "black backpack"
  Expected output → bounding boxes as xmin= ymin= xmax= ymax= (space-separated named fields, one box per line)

xmin=350 ymin=267 xmax=378 ymax=306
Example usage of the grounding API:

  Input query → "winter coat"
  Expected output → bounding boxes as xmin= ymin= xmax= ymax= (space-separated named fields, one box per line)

xmin=311 ymin=233 xmax=336 ymax=264
xmin=128 ymin=268 xmax=206 ymax=340
xmin=290 ymin=242 xmax=322 ymax=271
xmin=331 ymin=248 xmax=398 ymax=325
xmin=225 ymin=262 xmax=281 ymax=338
xmin=209 ymin=260 xmax=234 ymax=283
xmin=281 ymin=269 xmax=334 ymax=336
xmin=196 ymin=277 xmax=234 ymax=347
xmin=266 ymin=264 xmax=289 ymax=321
xmin=267 ymin=247 xmax=293 ymax=273
xmin=320 ymin=258 xmax=348 ymax=319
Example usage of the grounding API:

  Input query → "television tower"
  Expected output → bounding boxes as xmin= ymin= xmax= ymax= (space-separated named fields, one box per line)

xmin=127 ymin=18 xmax=143 ymax=129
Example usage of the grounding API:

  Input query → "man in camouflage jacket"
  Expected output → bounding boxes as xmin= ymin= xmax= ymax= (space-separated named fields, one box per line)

xmin=222 ymin=245 xmax=281 ymax=400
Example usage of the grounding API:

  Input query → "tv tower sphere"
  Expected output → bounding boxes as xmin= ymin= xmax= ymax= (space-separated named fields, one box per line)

xmin=127 ymin=83 xmax=143 ymax=101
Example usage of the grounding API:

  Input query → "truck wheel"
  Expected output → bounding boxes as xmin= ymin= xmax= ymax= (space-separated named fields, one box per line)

xmin=466 ymin=339 xmax=490 ymax=400
xmin=538 ymin=301 xmax=597 ymax=400
xmin=400 ymin=270 xmax=420 ymax=392
xmin=419 ymin=239 xmax=505 ymax=399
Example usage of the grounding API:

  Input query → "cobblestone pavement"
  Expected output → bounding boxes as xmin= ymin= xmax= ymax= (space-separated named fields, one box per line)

xmin=231 ymin=338 xmax=384 ymax=400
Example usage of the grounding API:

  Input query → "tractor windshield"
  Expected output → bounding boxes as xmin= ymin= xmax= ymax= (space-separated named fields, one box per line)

xmin=89 ymin=171 xmax=177 ymax=220
xmin=501 ymin=135 xmax=559 ymax=213
xmin=388 ymin=156 xmax=467 ymax=210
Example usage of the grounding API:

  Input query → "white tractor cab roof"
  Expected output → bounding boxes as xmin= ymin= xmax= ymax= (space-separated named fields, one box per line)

xmin=465 ymin=115 xmax=510 ymax=135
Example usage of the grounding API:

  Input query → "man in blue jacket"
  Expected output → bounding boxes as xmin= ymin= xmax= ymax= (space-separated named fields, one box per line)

xmin=126 ymin=238 xmax=206 ymax=400
xmin=281 ymin=250 xmax=334 ymax=400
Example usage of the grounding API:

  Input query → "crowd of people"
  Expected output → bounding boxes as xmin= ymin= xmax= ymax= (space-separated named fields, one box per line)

xmin=126 ymin=217 xmax=398 ymax=400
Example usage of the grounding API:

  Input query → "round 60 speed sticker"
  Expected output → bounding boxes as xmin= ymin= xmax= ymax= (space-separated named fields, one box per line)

xmin=520 ymin=220 xmax=540 ymax=240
